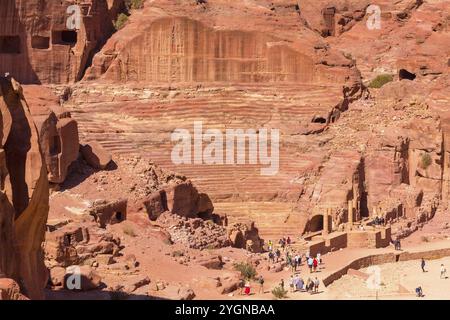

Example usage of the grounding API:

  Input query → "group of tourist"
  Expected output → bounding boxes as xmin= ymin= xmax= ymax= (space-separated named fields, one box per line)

xmin=267 ymin=239 xmax=322 ymax=275
xmin=371 ymin=216 xmax=386 ymax=226
xmin=286 ymin=275 xmax=320 ymax=294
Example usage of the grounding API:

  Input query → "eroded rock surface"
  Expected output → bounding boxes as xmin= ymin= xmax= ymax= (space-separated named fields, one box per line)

xmin=0 ymin=77 xmax=49 ymax=299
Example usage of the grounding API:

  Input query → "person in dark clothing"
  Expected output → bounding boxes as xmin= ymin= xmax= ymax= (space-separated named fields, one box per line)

xmin=258 ymin=276 xmax=265 ymax=294
xmin=415 ymin=286 xmax=423 ymax=297
xmin=421 ymin=258 xmax=426 ymax=272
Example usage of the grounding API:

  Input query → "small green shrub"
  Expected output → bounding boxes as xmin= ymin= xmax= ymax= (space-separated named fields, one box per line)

xmin=368 ymin=74 xmax=394 ymax=88
xmin=126 ymin=0 xmax=144 ymax=10
xmin=419 ymin=153 xmax=432 ymax=170
xmin=122 ymin=225 xmax=137 ymax=237
xmin=272 ymin=286 xmax=288 ymax=299
xmin=233 ymin=262 xmax=256 ymax=280
xmin=114 ymin=13 xmax=129 ymax=30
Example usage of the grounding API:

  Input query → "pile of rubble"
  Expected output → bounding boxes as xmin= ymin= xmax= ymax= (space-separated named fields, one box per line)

xmin=157 ymin=212 xmax=230 ymax=250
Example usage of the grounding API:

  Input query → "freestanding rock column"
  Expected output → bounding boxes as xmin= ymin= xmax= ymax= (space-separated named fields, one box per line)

xmin=0 ymin=77 xmax=49 ymax=300
xmin=348 ymin=200 xmax=354 ymax=225
xmin=322 ymin=209 xmax=329 ymax=236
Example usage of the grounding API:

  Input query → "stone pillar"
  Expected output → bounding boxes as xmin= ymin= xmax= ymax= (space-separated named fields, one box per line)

xmin=348 ymin=200 xmax=354 ymax=225
xmin=323 ymin=209 xmax=329 ymax=236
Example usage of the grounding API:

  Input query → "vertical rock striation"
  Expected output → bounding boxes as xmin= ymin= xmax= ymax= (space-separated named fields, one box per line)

xmin=0 ymin=76 xmax=49 ymax=299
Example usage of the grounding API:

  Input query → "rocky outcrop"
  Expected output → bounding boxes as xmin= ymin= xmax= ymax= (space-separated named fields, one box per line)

xmin=24 ymin=85 xmax=79 ymax=184
xmin=85 ymin=0 xmax=361 ymax=91
xmin=0 ymin=76 xmax=49 ymax=299
xmin=143 ymin=181 xmax=214 ymax=220
xmin=89 ymin=198 xmax=127 ymax=228
xmin=80 ymin=141 xmax=112 ymax=170
xmin=0 ymin=0 xmax=124 ymax=84
xmin=228 ymin=222 xmax=264 ymax=253
xmin=45 ymin=222 xmax=122 ymax=268
xmin=0 ymin=278 xmax=28 ymax=300
xmin=156 ymin=211 xmax=230 ymax=250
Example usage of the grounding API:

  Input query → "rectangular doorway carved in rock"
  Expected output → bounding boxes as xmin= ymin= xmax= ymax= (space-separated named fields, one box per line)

xmin=31 ymin=36 xmax=50 ymax=49
xmin=52 ymin=30 xmax=78 ymax=45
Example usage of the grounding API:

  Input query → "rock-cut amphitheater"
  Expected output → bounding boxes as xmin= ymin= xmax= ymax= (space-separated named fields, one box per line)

xmin=0 ymin=0 xmax=450 ymax=300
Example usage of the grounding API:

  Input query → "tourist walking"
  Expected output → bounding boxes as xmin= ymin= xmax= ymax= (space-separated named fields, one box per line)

xmin=258 ymin=276 xmax=265 ymax=294
xmin=289 ymin=275 xmax=295 ymax=293
xmin=313 ymin=277 xmax=320 ymax=293
xmin=317 ymin=252 xmax=321 ymax=265
xmin=440 ymin=264 xmax=447 ymax=279
xmin=313 ymin=257 xmax=318 ymax=272
xmin=415 ymin=286 xmax=423 ymax=297
xmin=269 ymin=251 xmax=275 ymax=264
xmin=276 ymin=249 xmax=281 ymax=263
xmin=244 ymin=281 xmax=251 ymax=295
xmin=280 ymin=279 xmax=285 ymax=291
xmin=306 ymin=278 xmax=313 ymax=293
xmin=296 ymin=277 xmax=304 ymax=291
xmin=307 ymin=256 xmax=314 ymax=273
xmin=421 ymin=258 xmax=426 ymax=272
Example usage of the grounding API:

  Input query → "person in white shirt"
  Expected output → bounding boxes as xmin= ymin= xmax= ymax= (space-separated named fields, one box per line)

xmin=440 ymin=264 xmax=447 ymax=279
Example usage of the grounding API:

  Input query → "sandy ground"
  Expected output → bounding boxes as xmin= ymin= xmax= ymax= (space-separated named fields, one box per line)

xmin=327 ymin=257 xmax=450 ymax=300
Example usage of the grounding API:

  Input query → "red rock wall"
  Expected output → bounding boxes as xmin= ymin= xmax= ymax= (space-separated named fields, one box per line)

xmin=0 ymin=77 xmax=49 ymax=299
xmin=0 ymin=0 xmax=122 ymax=84
xmin=88 ymin=16 xmax=315 ymax=83
xmin=85 ymin=0 xmax=360 ymax=87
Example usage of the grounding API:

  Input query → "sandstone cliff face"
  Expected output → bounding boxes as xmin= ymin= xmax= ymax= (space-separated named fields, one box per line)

xmin=0 ymin=0 xmax=123 ymax=84
xmin=0 ymin=76 xmax=49 ymax=299
xmin=84 ymin=0 xmax=361 ymax=90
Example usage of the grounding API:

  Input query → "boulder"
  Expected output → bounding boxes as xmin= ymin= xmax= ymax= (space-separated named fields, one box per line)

xmin=0 ymin=278 xmax=27 ymax=300
xmin=177 ymin=287 xmax=196 ymax=300
xmin=143 ymin=191 xmax=167 ymax=220
xmin=228 ymin=222 xmax=264 ymax=253
xmin=80 ymin=141 xmax=112 ymax=170
xmin=49 ymin=266 xmax=66 ymax=287
xmin=197 ymin=193 xmax=214 ymax=216
xmin=95 ymin=254 xmax=115 ymax=266
xmin=89 ymin=198 xmax=127 ymax=228
xmin=219 ymin=276 xmax=244 ymax=295
xmin=64 ymin=265 xmax=102 ymax=291
xmin=123 ymin=276 xmax=151 ymax=293
xmin=197 ymin=255 xmax=223 ymax=270
xmin=165 ymin=181 xmax=199 ymax=218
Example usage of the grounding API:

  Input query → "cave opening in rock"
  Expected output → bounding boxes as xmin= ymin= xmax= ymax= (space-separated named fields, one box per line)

xmin=115 ymin=212 xmax=123 ymax=221
xmin=50 ymin=135 xmax=61 ymax=156
xmin=0 ymin=36 xmax=21 ymax=54
xmin=312 ymin=116 xmax=327 ymax=124
xmin=52 ymin=30 xmax=78 ymax=45
xmin=399 ymin=69 xmax=416 ymax=81
xmin=308 ymin=215 xmax=324 ymax=232
xmin=322 ymin=7 xmax=336 ymax=37
xmin=64 ymin=234 xmax=72 ymax=246
xmin=31 ymin=36 xmax=50 ymax=49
